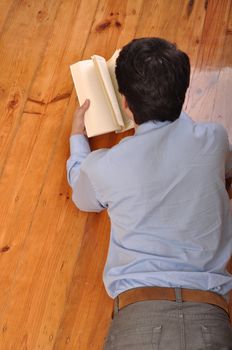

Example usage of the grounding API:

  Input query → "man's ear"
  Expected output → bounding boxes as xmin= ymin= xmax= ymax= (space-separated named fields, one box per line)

xmin=121 ymin=95 xmax=134 ymax=120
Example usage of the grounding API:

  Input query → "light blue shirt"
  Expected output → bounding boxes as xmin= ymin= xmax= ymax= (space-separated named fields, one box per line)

xmin=67 ymin=112 xmax=232 ymax=299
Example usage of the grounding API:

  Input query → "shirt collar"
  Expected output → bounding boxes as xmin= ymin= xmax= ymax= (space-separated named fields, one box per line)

xmin=135 ymin=111 xmax=188 ymax=135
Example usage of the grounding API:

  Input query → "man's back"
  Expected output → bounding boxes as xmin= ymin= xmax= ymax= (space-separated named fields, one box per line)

xmin=79 ymin=112 xmax=232 ymax=299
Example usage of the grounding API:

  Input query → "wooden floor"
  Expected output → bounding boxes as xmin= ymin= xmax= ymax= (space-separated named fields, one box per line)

xmin=0 ymin=0 xmax=231 ymax=349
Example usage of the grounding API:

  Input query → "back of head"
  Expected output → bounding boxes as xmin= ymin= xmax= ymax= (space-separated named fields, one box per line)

xmin=115 ymin=37 xmax=190 ymax=125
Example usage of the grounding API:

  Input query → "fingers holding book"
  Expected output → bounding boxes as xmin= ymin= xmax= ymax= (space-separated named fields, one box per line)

xmin=71 ymin=99 xmax=90 ymax=136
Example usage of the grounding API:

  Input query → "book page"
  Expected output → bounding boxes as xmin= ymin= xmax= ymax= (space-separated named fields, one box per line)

xmin=92 ymin=55 xmax=124 ymax=128
xmin=107 ymin=50 xmax=134 ymax=131
xmin=70 ymin=60 xmax=121 ymax=137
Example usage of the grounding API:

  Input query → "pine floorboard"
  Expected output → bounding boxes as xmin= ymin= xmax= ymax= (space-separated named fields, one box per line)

xmin=0 ymin=1 xmax=231 ymax=349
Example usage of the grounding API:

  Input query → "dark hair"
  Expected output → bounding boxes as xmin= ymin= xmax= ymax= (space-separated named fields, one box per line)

xmin=115 ymin=37 xmax=190 ymax=124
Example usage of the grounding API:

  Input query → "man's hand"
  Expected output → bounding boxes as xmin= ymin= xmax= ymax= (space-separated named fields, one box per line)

xmin=71 ymin=99 xmax=90 ymax=136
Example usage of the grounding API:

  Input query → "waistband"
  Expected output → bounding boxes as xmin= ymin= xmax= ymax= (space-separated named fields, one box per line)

xmin=114 ymin=287 xmax=229 ymax=316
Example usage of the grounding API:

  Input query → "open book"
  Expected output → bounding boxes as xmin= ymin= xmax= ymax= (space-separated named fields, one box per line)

xmin=70 ymin=50 xmax=134 ymax=137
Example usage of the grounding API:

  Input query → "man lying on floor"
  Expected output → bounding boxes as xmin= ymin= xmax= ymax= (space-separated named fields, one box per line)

xmin=67 ymin=38 xmax=232 ymax=350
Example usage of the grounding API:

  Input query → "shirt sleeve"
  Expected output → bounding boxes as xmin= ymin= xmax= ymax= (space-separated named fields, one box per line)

xmin=66 ymin=134 xmax=106 ymax=212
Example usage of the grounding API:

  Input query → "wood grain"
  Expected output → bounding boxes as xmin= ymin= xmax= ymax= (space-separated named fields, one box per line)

xmin=185 ymin=0 xmax=231 ymax=125
xmin=0 ymin=0 xmax=99 ymax=348
xmin=0 ymin=0 xmax=231 ymax=349
xmin=0 ymin=0 xmax=14 ymax=34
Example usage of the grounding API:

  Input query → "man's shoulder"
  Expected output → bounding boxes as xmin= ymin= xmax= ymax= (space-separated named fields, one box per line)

xmin=179 ymin=112 xmax=229 ymax=145
xmin=196 ymin=120 xmax=228 ymax=147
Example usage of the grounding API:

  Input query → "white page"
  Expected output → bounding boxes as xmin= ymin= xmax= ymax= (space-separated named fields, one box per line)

xmin=92 ymin=55 xmax=124 ymax=128
xmin=107 ymin=50 xmax=134 ymax=131
xmin=70 ymin=60 xmax=121 ymax=137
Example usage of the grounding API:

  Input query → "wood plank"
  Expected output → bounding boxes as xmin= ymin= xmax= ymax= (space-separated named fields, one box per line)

xmin=53 ymin=210 xmax=111 ymax=349
xmin=0 ymin=0 xmax=99 ymax=348
xmin=0 ymin=0 xmax=62 ymax=317
xmin=0 ymin=0 xmax=61 ymax=176
xmin=135 ymin=0 xmax=207 ymax=64
xmin=212 ymin=1 xmax=232 ymax=139
xmin=0 ymin=0 xmax=14 ymax=33
xmin=184 ymin=0 xmax=231 ymax=123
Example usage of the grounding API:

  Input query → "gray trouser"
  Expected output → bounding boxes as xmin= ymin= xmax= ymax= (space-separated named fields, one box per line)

xmin=103 ymin=288 xmax=232 ymax=350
